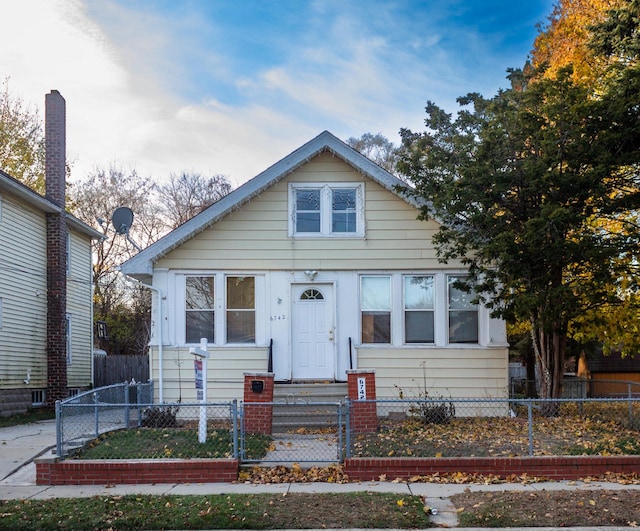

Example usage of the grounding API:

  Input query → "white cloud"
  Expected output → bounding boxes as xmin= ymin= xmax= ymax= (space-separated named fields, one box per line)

xmin=1 ymin=0 xmax=548 ymax=188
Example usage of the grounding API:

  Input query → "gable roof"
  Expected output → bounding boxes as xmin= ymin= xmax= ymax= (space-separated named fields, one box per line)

xmin=121 ymin=130 xmax=419 ymax=279
xmin=0 ymin=168 xmax=103 ymax=239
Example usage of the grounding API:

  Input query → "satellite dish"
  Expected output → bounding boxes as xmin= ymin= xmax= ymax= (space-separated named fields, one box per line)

xmin=112 ymin=207 xmax=134 ymax=235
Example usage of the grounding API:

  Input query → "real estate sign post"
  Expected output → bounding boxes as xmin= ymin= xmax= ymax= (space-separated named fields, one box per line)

xmin=190 ymin=338 xmax=210 ymax=444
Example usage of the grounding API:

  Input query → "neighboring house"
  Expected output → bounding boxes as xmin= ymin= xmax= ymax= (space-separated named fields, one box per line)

xmin=121 ymin=131 xmax=508 ymax=402
xmin=0 ymin=91 xmax=102 ymax=416
xmin=586 ymin=351 xmax=640 ymax=397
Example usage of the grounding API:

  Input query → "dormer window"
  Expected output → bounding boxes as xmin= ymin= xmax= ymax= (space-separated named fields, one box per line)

xmin=289 ymin=183 xmax=364 ymax=237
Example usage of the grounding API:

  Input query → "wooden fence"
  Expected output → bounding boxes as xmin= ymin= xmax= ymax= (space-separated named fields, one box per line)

xmin=93 ymin=355 xmax=149 ymax=388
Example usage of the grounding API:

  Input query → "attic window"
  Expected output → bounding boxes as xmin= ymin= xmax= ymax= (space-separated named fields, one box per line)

xmin=289 ymin=183 xmax=364 ymax=237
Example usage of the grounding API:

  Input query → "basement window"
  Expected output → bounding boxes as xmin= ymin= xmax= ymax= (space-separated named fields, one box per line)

xmin=31 ymin=390 xmax=46 ymax=406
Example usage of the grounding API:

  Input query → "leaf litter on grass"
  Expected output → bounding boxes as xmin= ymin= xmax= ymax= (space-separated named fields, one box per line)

xmin=453 ymin=489 xmax=640 ymax=528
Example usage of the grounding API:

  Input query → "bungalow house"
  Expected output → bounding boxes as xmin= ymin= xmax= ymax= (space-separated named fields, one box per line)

xmin=120 ymin=131 xmax=508 ymax=403
xmin=0 ymin=91 xmax=102 ymax=415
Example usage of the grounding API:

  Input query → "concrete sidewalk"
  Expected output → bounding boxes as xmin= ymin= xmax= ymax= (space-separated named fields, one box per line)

xmin=1 ymin=419 xmax=639 ymax=530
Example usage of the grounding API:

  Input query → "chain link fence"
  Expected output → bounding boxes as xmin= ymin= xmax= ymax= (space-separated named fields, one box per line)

xmin=511 ymin=377 xmax=640 ymax=399
xmin=56 ymin=381 xmax=154 ymax=457
xmin=240 ymin=401 xmax=344 ymax=464
xmin=56 ymin=385 xmax=640 ymax=465
xmin=345 ymin=397 xmax=640 ymax=458
xmin=64 ymin=402 xmax=243 ymax=459
xmin=56 ymin=382 xmax=245 ymax=460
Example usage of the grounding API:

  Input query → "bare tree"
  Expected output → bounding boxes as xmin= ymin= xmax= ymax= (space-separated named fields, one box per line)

xmin=70 ymin=165 xmax=167 ymax=354
xmin=346 ymin=132 xmax=402 ymax=178
xmin=159 ymin=172 xmax=233 ymax=229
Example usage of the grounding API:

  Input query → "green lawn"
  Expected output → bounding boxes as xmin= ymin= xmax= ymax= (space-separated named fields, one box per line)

xmin=74 ymin=428 xmax=271 ymax=460
xmin=0 ymin=493 xmax=433 ymax=530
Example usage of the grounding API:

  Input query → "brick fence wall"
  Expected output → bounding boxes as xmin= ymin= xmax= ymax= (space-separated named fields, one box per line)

xmin=36 ymin=457 xmax=238 ymax=485
xmin=344 ymin=456 xmax=640 ymax=481
xmin=36 ymin=455 xmax=640 ymax=485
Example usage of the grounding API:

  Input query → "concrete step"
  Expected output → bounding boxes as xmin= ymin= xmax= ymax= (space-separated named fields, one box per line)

xmin=273 ymin=383 xmax=347 ymax=404
xmin=272 ymin=383 xmax=347 ymax=433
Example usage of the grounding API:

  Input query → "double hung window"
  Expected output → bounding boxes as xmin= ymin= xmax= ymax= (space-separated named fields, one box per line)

xmin=447 ymin=276 xmax=478 ymax=344
xmin=359 ymin=273 xmax=482 ymax=346
xmin=290 ymin=183 xmax=363 ymax=236
xmin=185 ymin=276 xmax=215 ymax=343
xmin=331 ymin=188 xmax=357 ymax=232
xmin=185 ymin=275 xmax=257 ymax=344
xmin=404 ymin=275 xmax=435 ymax=343
xmin=226 ymin=276 xmax=255 ymax=343
xmin=361 ymin=276 xmax=391 ymax=344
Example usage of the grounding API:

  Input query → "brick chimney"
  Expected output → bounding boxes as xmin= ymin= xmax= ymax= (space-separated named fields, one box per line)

xmin=45 ymin=90 xmax=68 ymax=404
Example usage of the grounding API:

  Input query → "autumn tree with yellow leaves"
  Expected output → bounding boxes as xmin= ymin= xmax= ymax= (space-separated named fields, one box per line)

xmin=398 ymin=0 xmax=640 ymax=403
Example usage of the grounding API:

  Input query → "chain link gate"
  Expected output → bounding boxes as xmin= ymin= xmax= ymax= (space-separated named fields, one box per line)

xmin=240 ymin=401 xmax=344 ymax=465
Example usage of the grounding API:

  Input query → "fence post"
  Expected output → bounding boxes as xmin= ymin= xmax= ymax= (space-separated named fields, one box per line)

xmin=137 ymin=383 xmax=143 ymax=427
xmin=232 ymin=400 xmax=239 ymax=459
xmin=337 ymin=402 xmax=343 ymax=462
xmin=629 ymin=385 xmax=633 ymax=427
xmin=345 ymin=398 xmax=351 ymax=458
xmin=93 ymin=391 xmax=99 ymax=438
xmin=124 ymin=382 xmax=130 ymax=428
xmin=527 ymin=400 xmax=534 ymax=456
xmin=55 ymin=400 xmax=63 ymax=459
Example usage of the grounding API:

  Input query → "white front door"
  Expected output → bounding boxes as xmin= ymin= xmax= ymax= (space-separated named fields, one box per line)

xmin=291 ymin=284 xmax=335 ymax=380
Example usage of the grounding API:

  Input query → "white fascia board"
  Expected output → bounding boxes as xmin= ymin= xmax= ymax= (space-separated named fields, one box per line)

xmin=0 ymin=169 xmax=60 ymax=213
xmin=120 ymin=131 xmax=426 ymax=277
xmin=66 ymin=214 xmax=104 ymax=240
xmin=0 ymin=170 xmax=102 ymax=239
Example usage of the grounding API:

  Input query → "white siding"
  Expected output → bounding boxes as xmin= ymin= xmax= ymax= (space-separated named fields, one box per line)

xmin=0 ymin=191 xmax=94 ymax=391
xmin=0 ymin=194 xmax=48 ymax=388
xmin=149 ymin=346 xmax=269 ymax=402
xmin=356 ymin=347 xmax=509 ymax=399
xmin=146 ymin=152 xmax=508 ymax=400
xmin=156 ymin=153 xmax=460 ymax=272
xmin=67 ymin=230 xmax=93 ymax=387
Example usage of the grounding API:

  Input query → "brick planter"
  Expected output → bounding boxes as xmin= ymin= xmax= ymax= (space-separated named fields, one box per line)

xmin=36 ymin=457 xmax=238 ymax=485
xmin=344 ymin=455 xmax=640 ymax=481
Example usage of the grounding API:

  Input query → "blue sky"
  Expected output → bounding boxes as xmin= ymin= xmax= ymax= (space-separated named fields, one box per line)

xmin=3 ymin=0 xmax=554 ymax=186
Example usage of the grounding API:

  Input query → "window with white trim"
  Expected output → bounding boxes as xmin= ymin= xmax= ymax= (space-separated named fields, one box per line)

xmin=361 ymin=275 xmax=391 ymax=344
xmin=185 ymin=276 xmax=215 ymax=343
xmin=66 ymin=314 xmax=72 ymax=365
xmin=404 ymin=275 xmax=435 ymax=344
xmin=226 ymin=276 xmax=255 ymax=343
xmin=289 ymin=183 xmax=364 ymax=237
xmin=447 ymin=276 xmax=478 ymax=344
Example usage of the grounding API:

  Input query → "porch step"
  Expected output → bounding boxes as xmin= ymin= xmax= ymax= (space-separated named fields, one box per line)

xmin=272 ymin=383 xmax=347 ymax=433
xmin=273 ymin=382 xmax=348 ymax=403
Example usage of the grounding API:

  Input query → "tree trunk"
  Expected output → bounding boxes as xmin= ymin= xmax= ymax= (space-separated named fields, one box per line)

xmin=531 ymin=318 xmax=566 ymax=415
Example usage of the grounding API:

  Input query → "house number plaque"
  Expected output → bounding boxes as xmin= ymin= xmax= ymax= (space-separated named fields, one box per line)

xmin=357 ymin=377 xmax=366 ymax=400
